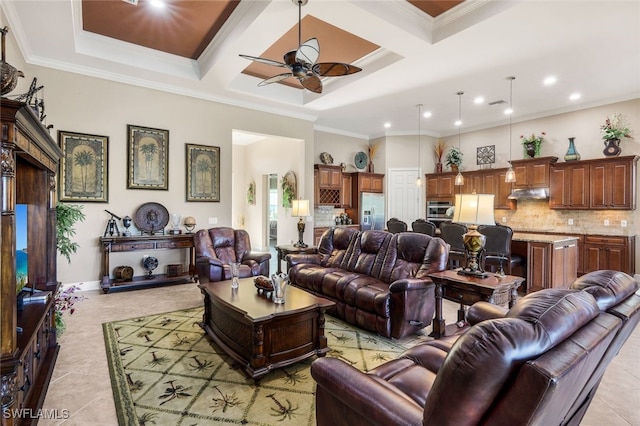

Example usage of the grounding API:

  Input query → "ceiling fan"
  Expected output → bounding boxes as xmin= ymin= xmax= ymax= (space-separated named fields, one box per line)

xmin=239 ymin=0 xmax=362 ymax=94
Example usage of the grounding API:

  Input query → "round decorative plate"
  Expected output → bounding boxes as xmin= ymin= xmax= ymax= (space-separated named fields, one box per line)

xmin=354 ymin=151 xmax=368 ymax=170
xmin=134 ymin=202 xmax=169 ymax=234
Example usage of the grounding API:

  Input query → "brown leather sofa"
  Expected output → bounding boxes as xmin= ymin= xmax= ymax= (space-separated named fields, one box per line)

xmin=194 ymin=227 xmax=271 ymax=282
xmin=311 ymin=270 xmax=639 ymax=426
xmin=287 ymin=227 xmax=449 ymax=339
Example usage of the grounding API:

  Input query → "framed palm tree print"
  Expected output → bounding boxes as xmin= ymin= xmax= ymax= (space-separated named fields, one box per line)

xmin=127 ymin=125 xmax=169 ymax=190
xmin=186 ymin=144 xmax=220 ymax=202
xmin=58 ymin=130 xmax=109 ymax=202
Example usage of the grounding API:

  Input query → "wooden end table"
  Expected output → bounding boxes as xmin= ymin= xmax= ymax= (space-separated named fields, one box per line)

xmin=199 ymin=277 xmax=334 ymax=380
xmin=275 ymin=244 xmax=317 ymax=274
xmin=428 ymin=270 xmax=525 ymax=338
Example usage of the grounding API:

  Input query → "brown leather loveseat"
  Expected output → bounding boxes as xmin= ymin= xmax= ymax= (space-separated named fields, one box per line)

xmin=194 ymin=227 xmax=271 ymax=282
xmin=287 ymin=227 xmax=449 ymax=339
xmin=311 ymin=270 xmax=639 ymax=426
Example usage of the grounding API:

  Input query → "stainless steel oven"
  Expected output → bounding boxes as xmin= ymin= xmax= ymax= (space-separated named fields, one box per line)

xmin=426 ymin=200 xmax=452 ymax=228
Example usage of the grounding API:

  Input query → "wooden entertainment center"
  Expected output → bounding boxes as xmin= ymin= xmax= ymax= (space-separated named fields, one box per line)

xmin=1 ymin=99 xmax=62 ymax=425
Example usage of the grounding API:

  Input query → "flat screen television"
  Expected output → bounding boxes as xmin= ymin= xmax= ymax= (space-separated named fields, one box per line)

xmin=16 ymin=203 xmax=28 ymax=291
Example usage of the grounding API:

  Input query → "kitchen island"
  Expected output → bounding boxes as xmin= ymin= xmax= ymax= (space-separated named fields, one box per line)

xmin=511 ymin=232 xmax=579 ymax=293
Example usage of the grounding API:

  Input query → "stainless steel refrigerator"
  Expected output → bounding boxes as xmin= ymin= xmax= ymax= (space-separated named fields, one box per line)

xmin=360 ymin=192 xmax=385 ymax=231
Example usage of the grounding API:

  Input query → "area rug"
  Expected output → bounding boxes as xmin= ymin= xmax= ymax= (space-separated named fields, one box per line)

xmin=103 ymin=307 xmax=409 ymax=426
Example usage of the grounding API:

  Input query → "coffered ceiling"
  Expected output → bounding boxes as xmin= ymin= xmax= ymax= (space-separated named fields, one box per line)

xmin=1 ymin=0 xmax=639 ymax=139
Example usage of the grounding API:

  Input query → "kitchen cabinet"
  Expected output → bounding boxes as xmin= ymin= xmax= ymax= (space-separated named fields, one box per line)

xmin=583 ymin=235 xmax=635 ymax=275
xmin=462 ymin=171 xmax=483 ymax=194
xmin=425 ymin=173 xmax=454 ymax=200
xmin=549 ymin=162 xmax=590 ymax=209
xmin=589 ymin=156 xmax=638 ymax=210
xmin=354 ymin=172 xmax=384 ymax=193
xmin=315 ymin=164 xmax=343 ymax=207
xmin=340 ymin=173 xmax=352 ymax=208
xmin=523 ymin=238 xmax=578 ymax=293
xmin=511 ymin=156 xmax=558 ymax=189
xmin=492 ymin=169 xmax=516 ymax=210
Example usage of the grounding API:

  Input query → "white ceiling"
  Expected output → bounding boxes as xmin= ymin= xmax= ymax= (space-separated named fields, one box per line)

xmin=2 ymin=0 xmax=639 ymax=140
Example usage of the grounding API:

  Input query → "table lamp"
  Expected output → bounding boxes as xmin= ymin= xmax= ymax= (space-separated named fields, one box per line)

xmin=452 ymin=193 xmax=495 ymax=278
xmin=292 ymin=199 xmax=310 ymax=248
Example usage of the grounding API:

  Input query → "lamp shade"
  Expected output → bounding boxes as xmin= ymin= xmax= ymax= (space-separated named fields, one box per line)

xmin=452 ymin=194 xmax=495 ymax=225
xmin=291 ymin=199 xmax=310 ymax=217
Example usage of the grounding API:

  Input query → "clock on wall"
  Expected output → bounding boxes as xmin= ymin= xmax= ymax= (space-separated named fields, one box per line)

xmin=477 ymin=145 xmax=496 ymax=166
xmin=354 ymin=151 xmax=368 ymax=171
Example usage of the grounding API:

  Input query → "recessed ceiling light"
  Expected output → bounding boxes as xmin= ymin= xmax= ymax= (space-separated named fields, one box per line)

xmin=474 ymin=96 xmax=484 ymax=104
xmin=504 ymin=107 xmax=513 ymax=115
xmin=423 ymin=111 xmax=432 ymax=118
xmin=384 ymin=122 xmax=391 ymax=128
xmin=543 ymin=76 xmax=557 ymax=86
xmin=454 ymin=119 xmax=462 ymax=126
xmin=150 ymin=0 xmax=165 ymax=8
xmin=569 ymin=93 xmax=581 ymax=101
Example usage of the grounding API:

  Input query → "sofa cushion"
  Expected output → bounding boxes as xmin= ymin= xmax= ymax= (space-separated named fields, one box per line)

xmin=343 ymin=230 xmax=391 ymax=278
xmin=318 ymin=227 xmax=359 ymax=268
xmin=570 ymin=269 xmax=639 ymax=311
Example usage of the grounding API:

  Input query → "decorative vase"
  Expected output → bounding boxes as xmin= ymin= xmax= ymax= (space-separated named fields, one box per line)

xmin=436 ymin=162 xmax=443 ymax=173
xmin=230 ymin=262 xmax=241 ymax=289
xmin=271 ymin=273 xmax=288 ymax=304
xmin=368 ymin=161 xmax=374 ymax=173
xmin=450 ymin=164 xmax=459 ymax=173
xmin=564 ymin=137 xmax=581 ymax=161
xmin=524 ymin=142 xmax=537 ymax=159
xmin=603 ymin=138 xmax=621 ymax=157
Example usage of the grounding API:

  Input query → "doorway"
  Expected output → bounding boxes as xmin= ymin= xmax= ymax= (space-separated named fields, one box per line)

xmin=267 ymin=174 xmax=278 ymax=247
xmin=387 ymin=168 xmax=422 ymax=225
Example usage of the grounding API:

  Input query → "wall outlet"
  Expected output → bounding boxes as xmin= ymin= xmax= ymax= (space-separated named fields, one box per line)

xmin=501 ymin=216 xmax=507 ymax=223
xmin=604 ymin=219 xmax=610 ymax=226
xmin=208 ymin=217 xmax=217 ymax=225
xmin=568 ymin=218 xmax=574 ymax=225
xmin=621 ymin=220 xmax=628 ymax=227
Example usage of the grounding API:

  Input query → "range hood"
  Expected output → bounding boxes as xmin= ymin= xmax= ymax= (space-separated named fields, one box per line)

xmin=508 ymin=188 xmax=550 ymax=200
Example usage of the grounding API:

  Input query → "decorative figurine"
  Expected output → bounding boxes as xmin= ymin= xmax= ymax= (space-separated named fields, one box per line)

xmin=122 ymin=216 xmax=132 ymax=236
xmin=183 ymin=216 xmax=196 ymax=234
xmin=170 ymin=213 xmax=181 ymax=235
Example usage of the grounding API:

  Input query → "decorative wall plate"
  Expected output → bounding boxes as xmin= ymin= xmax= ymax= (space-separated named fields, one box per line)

xmin=477 ymin=145 xmax=496 ymax=165
xmin=354 ymin=151 xmax=368 ymax=170
xmin=134 ymin=202 xmax=169 ymax=234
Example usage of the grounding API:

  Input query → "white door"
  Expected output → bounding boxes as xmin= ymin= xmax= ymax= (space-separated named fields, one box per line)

xmin=388 ymin=168 xmax=422 ymax=227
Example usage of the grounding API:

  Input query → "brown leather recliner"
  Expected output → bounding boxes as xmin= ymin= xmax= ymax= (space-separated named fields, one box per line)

xmin=311 ymin=270 xmax=639 ymax=426
xmin=194 ymin=227 xmax=271 ymax=283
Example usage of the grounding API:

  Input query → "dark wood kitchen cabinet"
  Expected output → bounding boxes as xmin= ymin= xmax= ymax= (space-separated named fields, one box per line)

xmin=589 ymin=156 xmax=638 ymax=210
xmin=527 ymin=239 xmax=578 ymax=293
xmin=354 ymin=172 xmax=384 ymax=193
xmin=549 ymin=162 xmax=590 ymax=209
xmin=511 ymin=156 xmax=558 ymax=189
xmin=316 ymin=164 xmax=342 ymax=188
xmin=583 ymin=235 xmax=635 ymax=275
xmin=315 ymin=165 xmax=343 ymax=207
xmin=425 ymin=173 xmax=454 ymax=200
xmin=340 ymin=172 xmax=352 ymax=208
xmin=492 ymin=169 xmax=516 ymax=210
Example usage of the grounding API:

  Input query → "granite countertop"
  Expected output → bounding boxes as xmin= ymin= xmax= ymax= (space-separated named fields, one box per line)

xmin=512 ymin=232 xmax=579 ymax=244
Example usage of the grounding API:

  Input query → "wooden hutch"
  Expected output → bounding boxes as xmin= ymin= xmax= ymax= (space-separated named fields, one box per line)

xmin=1 ymin=99 xmax=62 ymax=425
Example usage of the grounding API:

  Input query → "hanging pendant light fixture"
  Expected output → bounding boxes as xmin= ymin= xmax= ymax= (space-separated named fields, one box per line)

xmin=416 ymin=104 xmax=423 ymax=187
xmin=454 ymin=91 xmax=465 ymax=186
xmin=505 ymin=76 xmax=516 ymax=183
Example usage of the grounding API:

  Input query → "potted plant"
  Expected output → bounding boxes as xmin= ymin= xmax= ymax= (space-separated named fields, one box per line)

xmin=445 ymin=147 xmax=463 ymax=172
xmin=433 ymin=140 xmax=447 ymax=173
xmin=56 ymin=203 xmax=85 ymax=263
xmin=600 ymin=113 xmax=633 ymax=157
xmin=520 ymin=132 xmax=546 ymax=158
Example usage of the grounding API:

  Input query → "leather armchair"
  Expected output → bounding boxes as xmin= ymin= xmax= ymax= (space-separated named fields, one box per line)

xmin=194 ymin=227 xmax=271 ymax=283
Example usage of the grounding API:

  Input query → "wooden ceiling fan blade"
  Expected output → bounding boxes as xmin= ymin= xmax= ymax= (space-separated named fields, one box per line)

xmin=258 ymin=73 xmax=293 ymax=86
xmin=300 ymin=75 xmax=322 ymax=93
xmin=314 ymin=62 xmax=362 ymax=76
xmin=296 ymin=38 xmax=319 ymax=66
xmin=239 ymin=54 xmax=287 ymax=68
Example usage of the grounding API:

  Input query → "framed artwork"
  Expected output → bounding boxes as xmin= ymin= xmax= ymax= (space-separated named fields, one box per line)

xmin=186 ymin=143 xmax=220 ymax=202
xmin=477 ymin=145 xmax=496 ymax=166
xmin=127 ymin=125 xmax=169 ymax=190
xmin=58 ymin=130 xmax=109 ymax=202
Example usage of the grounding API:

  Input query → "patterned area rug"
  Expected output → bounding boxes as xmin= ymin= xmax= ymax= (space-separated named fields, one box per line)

xmin=103 ymin=307 xmax=409 ymax=425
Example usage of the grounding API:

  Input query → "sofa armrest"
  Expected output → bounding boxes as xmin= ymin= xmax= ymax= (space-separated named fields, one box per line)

xmin=195 ymin=256 xmax=224 ymax=283
xmin=286 ymin=253 xmax=322 ymax=268
xmin=466 ymin=301 xmax=509 ymax=325
xmin=389 ymin=277 xmax=434 ymax=293
xmin=243 ymin=251 xmax=271 ymax=264
xmin=311 ymin=357 xmax=423 ymax=426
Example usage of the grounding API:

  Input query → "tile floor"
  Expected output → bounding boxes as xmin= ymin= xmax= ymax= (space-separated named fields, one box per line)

xmin=39 ymin=281 xmax=640 ymax=426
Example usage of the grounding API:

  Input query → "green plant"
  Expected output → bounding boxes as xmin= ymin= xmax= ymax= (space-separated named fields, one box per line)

xmin=600 ymin=113 xmax=632 ymax=140
xmin=445 ymin=147 xmax=463 ymax=168
xmin=56 ymin=203 xmax=85 ymax=263
xmin=281 ymin=177 xmax=295 ymax=208
xmin=520 ymin=132 xmax=546 ymax=157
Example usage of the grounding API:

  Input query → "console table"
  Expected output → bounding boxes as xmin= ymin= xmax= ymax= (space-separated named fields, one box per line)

xmin=100 ymin=234 xmax=196 ymax=293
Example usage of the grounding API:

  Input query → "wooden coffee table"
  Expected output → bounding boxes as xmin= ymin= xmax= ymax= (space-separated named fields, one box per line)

xmin=198 ymin=277 xmax=334 ymax=380
xmin=428 ymin=270 xmax=525 ymax=338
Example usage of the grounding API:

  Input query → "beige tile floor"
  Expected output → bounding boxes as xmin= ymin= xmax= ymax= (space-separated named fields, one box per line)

xmin=39 ymin=282 xmax=640 ymax=426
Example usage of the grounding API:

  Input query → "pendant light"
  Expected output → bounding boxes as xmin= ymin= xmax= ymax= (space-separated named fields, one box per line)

xmin=416 ymin=104 xmax=423 ymax=187
xmin=505 ymin=76 xmax=516 ymax=183
xmin=454 ymin=91 xmax=464 ymax=186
